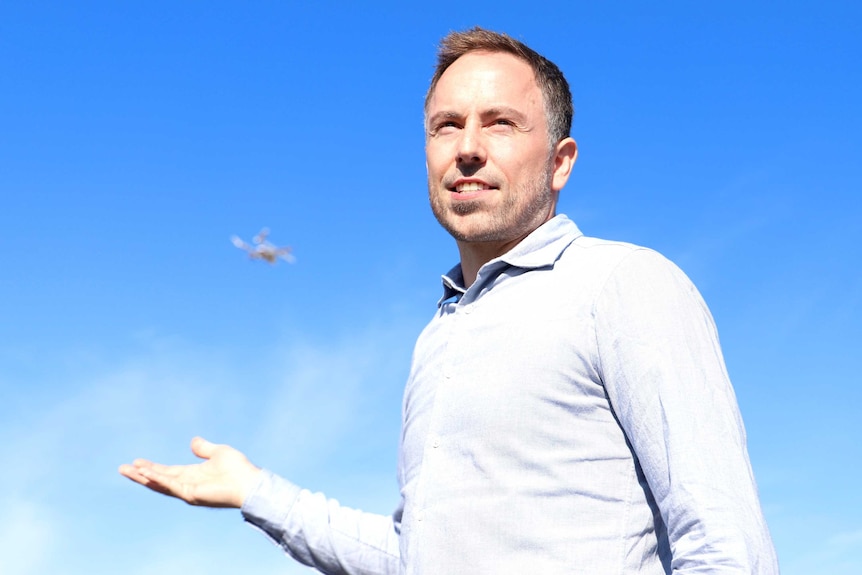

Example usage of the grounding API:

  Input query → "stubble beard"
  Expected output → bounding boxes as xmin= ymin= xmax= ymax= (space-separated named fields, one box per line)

xmin=429 ymin=163 xmax=555 ymax=243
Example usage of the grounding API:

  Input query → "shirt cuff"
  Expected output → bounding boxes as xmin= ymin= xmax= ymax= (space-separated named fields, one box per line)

xmin=240 ymin=468 xmax=302 ymax=541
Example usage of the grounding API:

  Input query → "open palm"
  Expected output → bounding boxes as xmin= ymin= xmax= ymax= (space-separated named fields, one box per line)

xmin=119 ymin=437 xmax=261 ymax=509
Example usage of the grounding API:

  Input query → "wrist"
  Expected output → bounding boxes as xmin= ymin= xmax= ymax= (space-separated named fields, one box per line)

xmin=236 ymin=465 xmax=263 ymax=508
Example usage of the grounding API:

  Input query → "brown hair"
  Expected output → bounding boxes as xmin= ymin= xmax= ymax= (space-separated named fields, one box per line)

xmin=425 ymin=27 xmax=573 ymax=146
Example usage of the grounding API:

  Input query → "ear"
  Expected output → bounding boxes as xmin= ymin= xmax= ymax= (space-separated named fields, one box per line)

xmin=551 ymin=137 xmax=578 ymax=192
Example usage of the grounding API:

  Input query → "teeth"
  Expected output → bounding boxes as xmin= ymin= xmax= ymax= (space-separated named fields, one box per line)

xmin=455 ymin=182 xmax=490 ymax=193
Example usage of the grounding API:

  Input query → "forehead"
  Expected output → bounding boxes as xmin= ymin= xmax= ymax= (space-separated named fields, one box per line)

xmin=428 ymin=51 xmax=543 ymax=114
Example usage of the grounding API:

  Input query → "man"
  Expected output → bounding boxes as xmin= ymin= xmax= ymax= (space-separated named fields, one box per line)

xmin=120 ymin=28 xmax=779 ymax=574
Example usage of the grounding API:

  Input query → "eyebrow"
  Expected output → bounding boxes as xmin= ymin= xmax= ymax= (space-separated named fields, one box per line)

xmin=427 ymin=111 xmax=461 ymax=127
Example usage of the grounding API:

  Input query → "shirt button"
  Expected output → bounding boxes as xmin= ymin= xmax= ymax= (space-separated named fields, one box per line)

xmin=416 ymin=512 xmax=424 ymax=522
xmin=432 ymin=438 xmax=440 ymax=448
xmin=464 ymin=306 xmax=472 ymax=314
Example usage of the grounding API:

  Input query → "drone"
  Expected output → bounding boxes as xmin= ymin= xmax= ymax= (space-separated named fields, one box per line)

xmin=230 ymin=228 xmax=295 ymax=264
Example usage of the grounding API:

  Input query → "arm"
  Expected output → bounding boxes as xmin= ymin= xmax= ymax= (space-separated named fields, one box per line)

xmin=594 ymin=249 xmax=779 ymax=573
xmin=242 ymin=470 xmax=401 ymax=575
xmin=119 ymin=437 xmax=401 ymax=575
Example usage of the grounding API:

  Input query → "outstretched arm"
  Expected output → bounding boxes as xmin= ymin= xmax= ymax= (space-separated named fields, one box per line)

xmin=120 ymin=438 xmax=402 ymax=574
xmin=118 ymin=436 xmax=262 ymax=508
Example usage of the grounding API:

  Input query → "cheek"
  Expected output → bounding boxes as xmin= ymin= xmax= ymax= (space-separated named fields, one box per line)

xmin=508 ymin=146 xmax=552 ymax=181
xmin=424 ymin=144 xmax=445 ymax=175
xmin=493 ymin=140 xmax=534 ymax=170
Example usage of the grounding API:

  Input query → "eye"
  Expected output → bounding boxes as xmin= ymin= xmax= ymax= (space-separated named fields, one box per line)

xmin=488 ymin=118 xmax=516 ymax=133
xmin=434 ymin=121 xmax=460 ymax=135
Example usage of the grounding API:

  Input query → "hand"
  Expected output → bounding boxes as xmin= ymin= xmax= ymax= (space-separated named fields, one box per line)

xmin=118 ymin=437 xmax=261 ymax=509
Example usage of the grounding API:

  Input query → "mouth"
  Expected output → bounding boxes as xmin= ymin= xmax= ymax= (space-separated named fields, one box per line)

xmin=456 ymin=181 xmax=492 ymax=193
xmin=449 ymin=180 xmax=496 ymax=196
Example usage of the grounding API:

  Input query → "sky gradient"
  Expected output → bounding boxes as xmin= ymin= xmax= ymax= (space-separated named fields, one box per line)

xmin=1 ymin=2 xmax=860 ymax=574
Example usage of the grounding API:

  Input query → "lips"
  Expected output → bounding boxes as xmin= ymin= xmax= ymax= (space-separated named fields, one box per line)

xmin=449 ymin=178 xmax=497 ymax=194
xmin=455 ymin=181 xmax=492 ymax=193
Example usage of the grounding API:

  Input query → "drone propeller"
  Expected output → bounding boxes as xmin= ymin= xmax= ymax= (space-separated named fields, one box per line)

xmin=230 ymin=236 xmax=250 ymax=250
xmin=276 ymin=248 xmax=296 ymax=263
xmin=252 ymin=227 xmax=270 ymax=244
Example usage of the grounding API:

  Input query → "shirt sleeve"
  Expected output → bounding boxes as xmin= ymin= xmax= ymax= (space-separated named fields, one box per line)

xmin=594 ymin=248 xmax=780 ymax=574
xmin=241 ymin=469 xmax=402 ymax=575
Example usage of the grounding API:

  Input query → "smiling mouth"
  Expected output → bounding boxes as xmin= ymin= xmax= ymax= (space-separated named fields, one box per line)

xmin=453 ymin=182 xmax=493 ymax=193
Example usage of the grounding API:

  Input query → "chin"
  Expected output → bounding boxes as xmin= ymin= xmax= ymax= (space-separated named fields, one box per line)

xmin=447 ymin=221 xmax=509 ymax=244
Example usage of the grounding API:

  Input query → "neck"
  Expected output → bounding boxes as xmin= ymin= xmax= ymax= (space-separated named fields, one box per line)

xmin=454 ymin=211 xmax=558 ymax=288
xmin=456 ymin=235 xmax=526 ymax=288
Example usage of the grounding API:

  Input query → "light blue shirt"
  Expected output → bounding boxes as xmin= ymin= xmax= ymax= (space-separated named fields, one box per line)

xmin=242 ymin=214 xmax=779 ymax=574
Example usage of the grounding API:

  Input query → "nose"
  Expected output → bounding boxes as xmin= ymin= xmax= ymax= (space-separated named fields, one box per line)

xmin=456 ymin=123 xmax=486 ymax=166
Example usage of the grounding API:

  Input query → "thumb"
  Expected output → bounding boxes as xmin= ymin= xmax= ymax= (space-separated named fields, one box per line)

xmin=190 ymin=436 xmax=217 ymax=460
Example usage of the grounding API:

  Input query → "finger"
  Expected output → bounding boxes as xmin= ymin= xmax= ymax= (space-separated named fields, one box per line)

xmin=132 ymin=459 xmax=186 ymax=478
xmin=120 ymin=463 xmax=158 ymax=482
xmin=118 ymin=463 xmax=144 ymax=482
xmin=135 ymin=466 xmax=187 ymax=499
xmin=119 ymin=465 xmax=174 ymax=497
xmin=190 ymin=436 xmax=217 ymax=459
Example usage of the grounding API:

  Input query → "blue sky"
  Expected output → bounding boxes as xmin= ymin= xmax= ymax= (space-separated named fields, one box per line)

xmin=1 ymin=2 xmax=860 ymax=573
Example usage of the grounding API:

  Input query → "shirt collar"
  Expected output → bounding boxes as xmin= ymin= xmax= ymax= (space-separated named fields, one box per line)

xmin=438 ymin=214 xmax=583 ymax=306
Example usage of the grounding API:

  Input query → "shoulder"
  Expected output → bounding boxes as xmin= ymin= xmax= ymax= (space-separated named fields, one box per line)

xmin=557 ymin=234 xmax=707 ymax=319
xmin=560 ymin=234 xmax=684 ymax=284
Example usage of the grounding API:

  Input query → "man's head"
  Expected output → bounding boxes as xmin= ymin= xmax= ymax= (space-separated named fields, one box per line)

xmin=424 ymin=28 xmax=578 ymax=251
xmin=425 ymin=27 xmax=573 ymax=148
